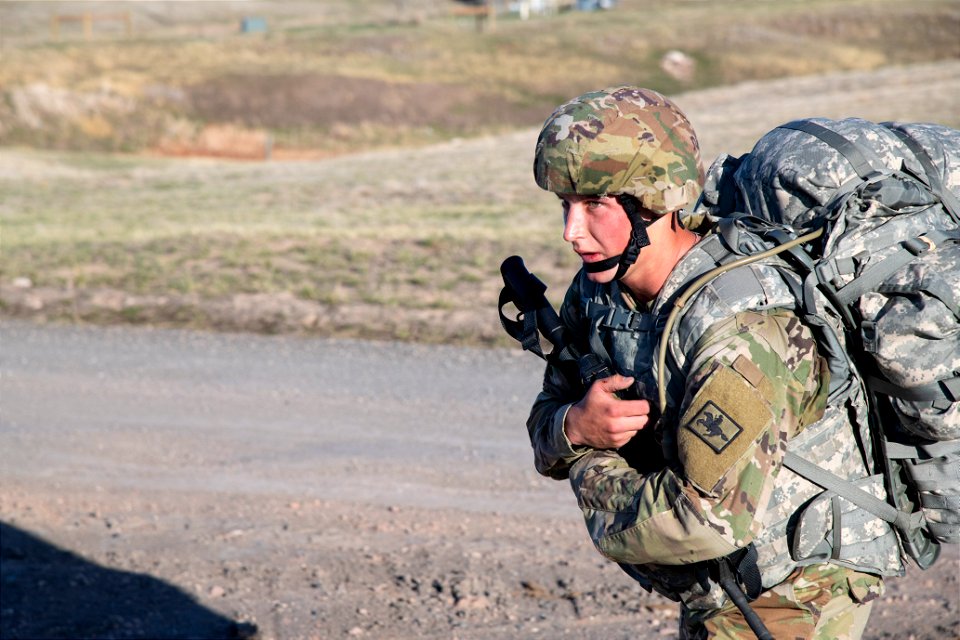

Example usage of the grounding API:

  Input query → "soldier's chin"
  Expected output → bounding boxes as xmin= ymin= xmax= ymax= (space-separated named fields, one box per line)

xmin=584 ymin=264 xmax=618 ymax=283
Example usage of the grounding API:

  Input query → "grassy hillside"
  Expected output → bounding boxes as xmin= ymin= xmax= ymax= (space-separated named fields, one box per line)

xmin=2 ymin=0 xmax=958 ymax=155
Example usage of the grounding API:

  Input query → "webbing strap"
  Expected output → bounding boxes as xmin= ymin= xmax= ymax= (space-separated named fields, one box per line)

xmin=773 ymin=265 xmax=853 ymax=396
xmin=831 ymin=497 xmax=843 ymax=560
xmin=583 ymin=300 xmax=657 ymax=333
xmin=928 ymin=522 xmax=960 ymax=541
xmin=587 ymin=314 xmax=616 ymax=375
xmin=583 ymin=254 xmax=620 ymax=273
xmin=884 ymin=438 xmax=960 ymax=460
xmin=717 ymin=215 xmax=774 ymax=256
xmin=702 ymin=235 xmax=735 ymax=264
xmin=520 ymin=311 xmax=542 ymax=355
xmin=498 ymin=287 xmax=546 ymax=360
xmin=886 ymin=125 xmax=960 ymax=223
xmin=779 ymin=120 xmax=884 ymax=180
xmin=783 ymin=452 xmax=923 ymax=534
xmin=868 ymin=372 xmax=960 ymax=403
xmin=919 ymin=494 xmax=960 ymax=510
xmin=827 ymin=230 xmax=953 ymax=307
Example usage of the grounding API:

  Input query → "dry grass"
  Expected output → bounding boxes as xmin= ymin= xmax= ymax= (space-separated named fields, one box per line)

xmin=0 ymin=132 xmax=575 ymax=345
xmin=1 ymin=0 xmax=957 ymax=154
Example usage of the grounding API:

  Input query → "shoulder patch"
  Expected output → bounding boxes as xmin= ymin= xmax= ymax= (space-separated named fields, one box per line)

xmin=678 ymin=364 xmax=773 ymax=493
xmin=684 ymin=401 xmax=742 ymax=453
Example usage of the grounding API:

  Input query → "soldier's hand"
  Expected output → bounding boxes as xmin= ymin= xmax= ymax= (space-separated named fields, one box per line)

xmin=564 ymin=375 xmax=653 ymax=449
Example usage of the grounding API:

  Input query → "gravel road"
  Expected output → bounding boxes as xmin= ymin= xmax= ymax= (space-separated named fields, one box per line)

xmin=1 ymin=320 xmax=958 ymax=639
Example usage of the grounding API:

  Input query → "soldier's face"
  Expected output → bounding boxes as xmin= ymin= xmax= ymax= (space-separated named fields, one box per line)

xmin=560 ymin=194 xmax=632 ymax=283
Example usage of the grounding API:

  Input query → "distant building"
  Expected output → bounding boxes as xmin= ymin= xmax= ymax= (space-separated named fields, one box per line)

xmin=576 ymin=0 xmax=616 ymax=9
xmin=240 ymin=17 xmax=268 ymax=33
xmin=507 ymin=0 xmax=616 ymax=17
xmin=452 ymin=0 xmax=616 ymax=18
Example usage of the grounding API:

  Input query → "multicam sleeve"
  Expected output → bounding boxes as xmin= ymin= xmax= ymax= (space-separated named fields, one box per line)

xmin=569 ymin=309 xmax=828 ymax=566
xmin=526 ymin=276 xmax=591 ymax=480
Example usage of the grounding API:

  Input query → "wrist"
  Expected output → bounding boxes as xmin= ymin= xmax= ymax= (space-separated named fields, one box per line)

xmin=562 ymin=403 xmax=585 ymax=446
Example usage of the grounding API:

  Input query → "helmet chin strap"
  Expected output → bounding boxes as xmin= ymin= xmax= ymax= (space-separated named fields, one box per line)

xmin=582 ymin=195 xmax=651 ymax=280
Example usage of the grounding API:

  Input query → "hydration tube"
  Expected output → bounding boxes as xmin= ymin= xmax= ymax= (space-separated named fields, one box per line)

xmin=656 ymin=227 xmax=825 ymax=413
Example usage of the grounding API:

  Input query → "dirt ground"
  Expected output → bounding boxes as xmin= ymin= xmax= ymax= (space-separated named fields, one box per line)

xmin=185 ymin=74 xmax=543 ymax=133
xmin=1 ymin=318 xmax=958 ymax=640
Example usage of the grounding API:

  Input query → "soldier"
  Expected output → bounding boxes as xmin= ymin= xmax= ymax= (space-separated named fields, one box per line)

xmin=525 ymin=86 xmax=902 ymax=639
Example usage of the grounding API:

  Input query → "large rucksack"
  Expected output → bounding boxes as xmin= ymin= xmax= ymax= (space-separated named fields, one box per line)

xmin=686 ymin=117 xmax=960 ymax=569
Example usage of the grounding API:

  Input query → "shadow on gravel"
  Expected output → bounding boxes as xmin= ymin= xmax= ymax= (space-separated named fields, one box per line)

xmin=0 ymin=521 xmax=257 ymax=639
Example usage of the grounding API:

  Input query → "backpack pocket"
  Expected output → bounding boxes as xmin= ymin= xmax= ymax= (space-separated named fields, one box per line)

xmin=886 ymin=439 xmax=960 ymax=545
xmin=790 ymin=474 xmax=902 ymax=575
xmin=858 ymin=242 xmax=960 ymax=441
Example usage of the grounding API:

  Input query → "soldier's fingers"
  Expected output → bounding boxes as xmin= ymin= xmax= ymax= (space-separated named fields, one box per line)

xmin=609 ymin=398 xmax=651 ymax=418
xmin=609 ymin=415 xmax=651 ymax=433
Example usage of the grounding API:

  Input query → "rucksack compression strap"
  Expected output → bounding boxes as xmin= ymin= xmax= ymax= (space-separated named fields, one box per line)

xmin=783 ymin=452 xmax=924 ymax=535
xmin=779 ymin=120 xmax=885 ymax=180
xmin=823 ymin=229 xmax=958 ymax=307
xmin=869 ymin=373 xmax=960 ymax=406
xmin=885 ymin=125 xmax=960 ymax=223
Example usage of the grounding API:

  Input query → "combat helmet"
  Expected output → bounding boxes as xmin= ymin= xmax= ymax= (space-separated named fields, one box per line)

xmin=534 ymin=86 xmax=703 ymax=279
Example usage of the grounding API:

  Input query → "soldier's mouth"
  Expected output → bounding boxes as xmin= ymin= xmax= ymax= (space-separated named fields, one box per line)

xmin=578 ymin=252 xmax=605 ymax=263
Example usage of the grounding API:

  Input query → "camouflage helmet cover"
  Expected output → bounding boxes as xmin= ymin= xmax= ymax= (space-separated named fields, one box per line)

xmin=534 ymin=86 xmax=703 ymax=214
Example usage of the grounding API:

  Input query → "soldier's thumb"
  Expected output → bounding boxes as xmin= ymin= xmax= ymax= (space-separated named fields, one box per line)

xmin=599 ymin=374 xmax=634 ymax=394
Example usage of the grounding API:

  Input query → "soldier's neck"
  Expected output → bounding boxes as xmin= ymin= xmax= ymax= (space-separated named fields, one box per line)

xmin=621 ymin=227 xmax=700 ymax=305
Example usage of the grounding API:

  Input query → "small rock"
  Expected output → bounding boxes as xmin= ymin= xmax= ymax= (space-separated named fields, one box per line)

xmin=12 ymin=277 xmax=32 ymax=289
xmin=660 ymin=49 xmax=696 ymax=82
xmin=454 ymin=595 xmax=491 ymax=610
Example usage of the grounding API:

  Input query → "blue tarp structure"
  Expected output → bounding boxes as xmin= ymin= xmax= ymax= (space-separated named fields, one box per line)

xmin=240 ymin=17 xmax=268 ymax=33
xmin=576 ymin=0 xmax=616 ymax=9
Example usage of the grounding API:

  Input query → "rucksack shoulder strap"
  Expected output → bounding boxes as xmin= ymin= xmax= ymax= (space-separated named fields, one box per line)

xmin=655 ymin=227 xmax=825 ymax=413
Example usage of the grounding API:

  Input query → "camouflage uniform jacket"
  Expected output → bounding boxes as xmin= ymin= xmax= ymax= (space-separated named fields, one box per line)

xmin=526 ymin=223 xmax=904 ymax=608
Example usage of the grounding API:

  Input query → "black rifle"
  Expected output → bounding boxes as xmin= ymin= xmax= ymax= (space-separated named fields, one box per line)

xmin=498 ymin=255 xmax=571 ymax=361
xmin=499 ymin=255 xmax=613 ymax=388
